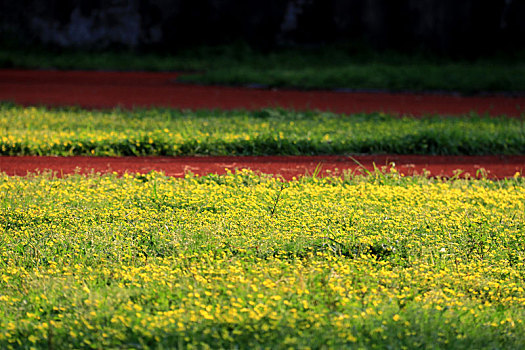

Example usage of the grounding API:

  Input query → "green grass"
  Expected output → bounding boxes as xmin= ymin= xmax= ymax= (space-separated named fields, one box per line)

xmin=178 ymin=62 xmax=525 ymax=94
xmin=2 ymin=45 xmax=525 ymax=94
xmin=1 ymin=104 xmax=525 ymax=156
xmin=1 ymin=171 xmax=524 ymax=349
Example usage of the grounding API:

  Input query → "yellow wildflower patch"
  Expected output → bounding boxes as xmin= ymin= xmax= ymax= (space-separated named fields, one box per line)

xmin=0 ymin=171 xmax=524 ymax=348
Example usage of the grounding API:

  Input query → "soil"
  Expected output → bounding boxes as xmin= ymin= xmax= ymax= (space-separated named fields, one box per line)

xmin=1 ymin=69 xmax=524 ymax=117
xmin=1 ymin=69 xmax=524 ymax=179
xmin=1 ymin=155 xmax=523 ymax=180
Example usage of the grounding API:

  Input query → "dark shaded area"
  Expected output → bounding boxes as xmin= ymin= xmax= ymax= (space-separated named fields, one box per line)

xmin=2 ymin=70 xmax=524 ymax=115
xmin=1 ymin=0 xmax=524 ymax=55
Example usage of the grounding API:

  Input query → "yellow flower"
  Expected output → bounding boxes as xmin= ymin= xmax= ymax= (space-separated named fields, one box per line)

xmin=28 ymin=335 xmax=38 ymax=343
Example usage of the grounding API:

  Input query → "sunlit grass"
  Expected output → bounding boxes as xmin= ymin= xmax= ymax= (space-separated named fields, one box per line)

xmin=1 ymin=104 xmax=524 ymax=156
xmin=1 ymin=171 xmax=524 ymax=348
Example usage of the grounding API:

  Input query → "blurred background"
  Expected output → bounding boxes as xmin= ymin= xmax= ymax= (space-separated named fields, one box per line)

xmin=1 ymin=0 xmax=524 ymax=56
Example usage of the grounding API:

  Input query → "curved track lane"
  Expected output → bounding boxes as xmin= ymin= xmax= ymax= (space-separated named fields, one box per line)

xmin=1 ymin=69 xmax=524 ymax=116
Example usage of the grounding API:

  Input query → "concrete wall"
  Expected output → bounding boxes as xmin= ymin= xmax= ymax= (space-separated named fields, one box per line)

xmin=1 ymin=0 xmax=523 ymax=54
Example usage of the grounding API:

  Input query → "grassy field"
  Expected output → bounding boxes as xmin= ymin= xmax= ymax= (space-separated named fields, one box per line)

xmin=2 ymin=46 xmax=525 ymax=94
xmin=2 ymin=104 xmax=525 ymax=156
xmin=1 ymin=171 xmax=524 ymax=349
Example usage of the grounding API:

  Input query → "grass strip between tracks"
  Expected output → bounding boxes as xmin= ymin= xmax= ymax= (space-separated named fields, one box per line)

xmin=1 ymin=104 xmax=525 ymax=157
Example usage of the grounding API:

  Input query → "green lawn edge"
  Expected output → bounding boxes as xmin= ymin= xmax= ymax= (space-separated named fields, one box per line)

xmin=2 ymin=47 xmax=525 ymax=94
xmin=1 ymin=104 xmax=525 ymax=156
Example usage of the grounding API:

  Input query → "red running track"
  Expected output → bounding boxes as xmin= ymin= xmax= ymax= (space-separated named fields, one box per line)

xmin=1 ymin=69 xmax=524 ymax=178
xmin=1 ymin=155 xmax=524 ymax=180
xmin=1 ymin=69 xmax=524 ymax=117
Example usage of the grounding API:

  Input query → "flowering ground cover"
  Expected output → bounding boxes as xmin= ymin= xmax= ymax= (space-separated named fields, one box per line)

xmin=2 ymin=104 xmax=525 ymax=156
xmin=1 ymin=170 xmax=524 ymax=349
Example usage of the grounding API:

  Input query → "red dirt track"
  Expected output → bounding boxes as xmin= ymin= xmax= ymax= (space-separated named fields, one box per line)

xmin=1 ymin=69 xmax=524 ymax=178
xmin=1 ymin=155 xmax=524 ymax=180
xmin=1 ymin=69 xmax=524 ymax=116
